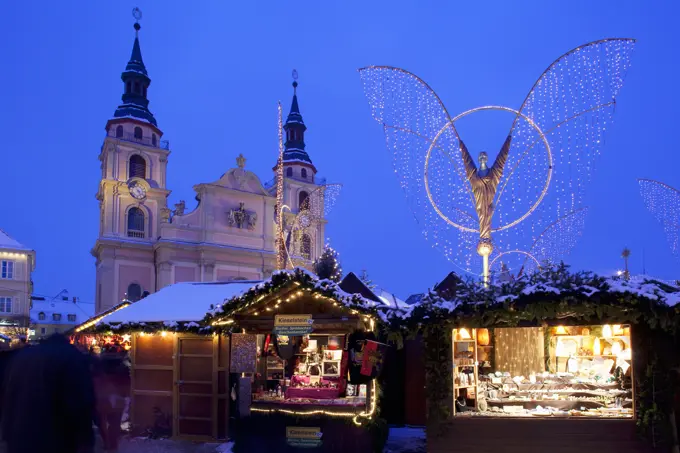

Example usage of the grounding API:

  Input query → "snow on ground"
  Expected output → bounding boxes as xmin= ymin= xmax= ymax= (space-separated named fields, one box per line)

xmin=93 ymin=426 xmax=421 ymax=452
xmin=385 ymin=426 xmax=426 ymax=453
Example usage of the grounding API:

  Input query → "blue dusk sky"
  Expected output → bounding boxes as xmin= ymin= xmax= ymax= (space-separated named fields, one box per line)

xmin=0 ymin=1 xmax=678 ymax=303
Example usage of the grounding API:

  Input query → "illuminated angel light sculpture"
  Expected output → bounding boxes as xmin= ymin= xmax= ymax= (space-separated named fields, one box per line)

xmin=282 ymin=183 xmax=343 ymax=269
xmin=639 ymin=179 xmax=680 ymax=260
xmin=360 ymin=38 xmax=635 ymax=282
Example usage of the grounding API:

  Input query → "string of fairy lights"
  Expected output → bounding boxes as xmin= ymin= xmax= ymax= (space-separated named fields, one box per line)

xmin=359 ymin=38 xmax=635 ymax=278
xmin=639 ymin=179 xmax=680 ymax=259
xmin=276 ymin=102 xmax=286 ymax=271
xmin=284 ymin=184 xmax=342 ymax=269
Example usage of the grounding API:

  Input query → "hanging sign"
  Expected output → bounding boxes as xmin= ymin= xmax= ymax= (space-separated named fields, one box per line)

xmin=286 ymin=426 xmax=323 ymax=448
xmin=274 ymin=314 xmax=314 ymax=336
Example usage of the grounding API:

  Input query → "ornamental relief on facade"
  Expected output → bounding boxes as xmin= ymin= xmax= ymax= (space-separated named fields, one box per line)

xmin=227 ymin=202 xmax=257 ymax=230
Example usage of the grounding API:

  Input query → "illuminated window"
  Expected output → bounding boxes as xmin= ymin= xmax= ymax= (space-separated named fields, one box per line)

xmin=116 ymin=125 xmax=123 ymax=138
xmin=38 ymin=312 xmax=45 ymax=321
xmin=127 ymin=283 xmax=142 ymax=302
xmin=0 ymin=297 xmax=11 ymax=313
xmin=129 ymin=155 xmax=146 ymax=179
xmin=134 ymin=127 xmax=143 ymax=140
xmin=127 ymin=207 xmax=145 ymax=238
xmin=0 ymin=261 xmax=13 ymax=279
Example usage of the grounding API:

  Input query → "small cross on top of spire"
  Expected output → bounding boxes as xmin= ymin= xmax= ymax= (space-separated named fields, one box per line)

xmin=292 ymin=69 xmax=298 ymax=93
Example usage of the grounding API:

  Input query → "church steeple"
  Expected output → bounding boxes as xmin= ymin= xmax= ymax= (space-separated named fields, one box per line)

xmin=283 ymin=71 xmax=314 ymax=169
xmin=111 ymin=9 xmax=158 ymax=127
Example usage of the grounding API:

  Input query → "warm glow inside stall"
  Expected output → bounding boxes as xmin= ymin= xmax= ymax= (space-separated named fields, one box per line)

xmin=211 ymin=269 xmax=390 ymax=453
xmin=452 ymin=324 xmax=633 ymax=418
xmin=419 ymin=268 xmax=680 ymax=453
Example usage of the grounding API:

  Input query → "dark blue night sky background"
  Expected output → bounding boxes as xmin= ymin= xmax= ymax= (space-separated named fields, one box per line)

xmin=1 ymin=1 xmax=679 ymax=303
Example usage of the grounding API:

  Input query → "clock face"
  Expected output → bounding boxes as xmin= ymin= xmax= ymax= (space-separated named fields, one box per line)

xmin=299 ymin=214 xmax=311 ymax=229
xmin=129 ymin=183 xmax=147 ymax=200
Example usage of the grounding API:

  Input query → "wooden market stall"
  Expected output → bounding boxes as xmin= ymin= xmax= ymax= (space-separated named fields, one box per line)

xmin=415 ymin=267 xmax=680 ymax=453
xmin=74 ymin=280 xmax=257 ymax=440
xmin=210 ymin=269 xmax=394 ymax=453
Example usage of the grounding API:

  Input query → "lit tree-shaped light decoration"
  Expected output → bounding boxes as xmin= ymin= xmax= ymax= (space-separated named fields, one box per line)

xmin=313 ymin=244 xmax=343 ymax=282
xmin=359 ymin=39 xmax=636 ymax=282
xmin=639 ymin=179 xmax=680 ymax=261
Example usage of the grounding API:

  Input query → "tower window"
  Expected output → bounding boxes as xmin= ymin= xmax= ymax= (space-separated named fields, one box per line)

xmin=301 ymin=234 xmax=311 ymax=260
xmin=127 ymin=283 xmax=142 ymax=302
xmin=126 ymin=81 xmax=131 ymax=94
xmin=129 ymin=154 xmax=146 ymax=179
xmin=152 ymin=134 xmax=157 ymax=147
xmin=127 ymin=207 xmax=145 ymax=238
xmin=299 ymin=191 xmax=309 ymax=210
xmin=301 ymin=168 xmax=307 ymax=179
xmin=115 ymin=125 xmax=123 ymax=138
xmin=134 ymin=81 xmax=140 ymax=94
xmin=286 ymin=167 xmax=293 ymax=177
xmin=134 ymin=127 xmax=143 ymax=140
xmin=143 ymin=86 xmax=147 ymax=97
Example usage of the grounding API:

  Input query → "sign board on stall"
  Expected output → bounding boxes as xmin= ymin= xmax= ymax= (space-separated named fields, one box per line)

xmin=286 ymin=426 xmax=323 ymax=448
xmin=274 ymin=314 xmax=314 ymax=336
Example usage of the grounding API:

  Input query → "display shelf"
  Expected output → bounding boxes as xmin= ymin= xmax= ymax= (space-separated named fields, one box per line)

xmin=453 ymin=328 xmax=480 ymax=415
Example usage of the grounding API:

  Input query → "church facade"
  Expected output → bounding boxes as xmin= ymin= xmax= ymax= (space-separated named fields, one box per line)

xmin=93 ymin=21 xmax=327 ymax=314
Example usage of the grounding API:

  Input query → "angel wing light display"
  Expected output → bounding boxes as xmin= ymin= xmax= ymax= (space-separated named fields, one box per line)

xmin=360 ymin=38 xmax=635 ymax=282
xmin=639 ymin=179 xmax=680 ymax=260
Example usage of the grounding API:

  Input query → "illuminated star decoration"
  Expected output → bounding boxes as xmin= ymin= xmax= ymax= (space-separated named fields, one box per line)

xmin=359 ymin=38 xmax=636 ymax=279
xmin=638 ymin=179 xmax=680 ymax=260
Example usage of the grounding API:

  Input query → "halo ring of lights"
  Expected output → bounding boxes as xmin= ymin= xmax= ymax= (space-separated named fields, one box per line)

xmin=424 ymin=105 xmax=553 ymax=233
xmin=489 ymin=250 xmax=541 ymax=270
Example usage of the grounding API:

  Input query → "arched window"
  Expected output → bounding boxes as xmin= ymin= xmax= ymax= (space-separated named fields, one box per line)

xmin=301 ymin=234 xmax=311 ymax=260
xmin=299 ymin=191 xmax=309 ymax=210
xmin=134 ymin=81 xmax=140 ymax=94
xmin=126 ymin=81 xmax=131 ymax=94
xmin=38 ymin=312 xmax=45 ymax=321
xmin=152 ymin=134 xmax=157 ymax=147
xmin=301 ymin=168 xmax=307 ymax=179
xmin=286 ymin=167 xmax=293 ymax=177
xmin=127 ymin=283 xmax=142 ymax=302
xmin=143 ymin=86 xmax=147 ymax=97
xmin=116 ymin=125 xmax=123 ymax=138
xmin=127 ymin=207 xmax=145 ymax=238
xmin=134 ymin=127 xmax=143 ymax=139
xmin=129 ymin=154 xmax=146 ymax=179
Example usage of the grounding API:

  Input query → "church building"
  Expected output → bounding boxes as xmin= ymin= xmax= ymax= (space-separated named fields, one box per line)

xmin=93 ymin=20 xmax=328 ymax=314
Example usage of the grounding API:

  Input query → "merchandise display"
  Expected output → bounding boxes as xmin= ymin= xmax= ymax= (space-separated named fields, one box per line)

xmin=453 ymin=325 xmax=633 ymax=418
xmin=252 ymin=333 xmax=367 ymax=408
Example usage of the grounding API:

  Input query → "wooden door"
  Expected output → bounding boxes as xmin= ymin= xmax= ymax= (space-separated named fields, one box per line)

xmin=174 ymin=335 xmax=218 ymax=439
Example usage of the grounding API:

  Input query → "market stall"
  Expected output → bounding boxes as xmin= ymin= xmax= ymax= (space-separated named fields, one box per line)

xmin=406 ymin=266 xmax=680 ymax=453
xmin=209 ymin=269 xmax=393 ymax=453
xmin=73 ymin=280 xmax=256 ymax=440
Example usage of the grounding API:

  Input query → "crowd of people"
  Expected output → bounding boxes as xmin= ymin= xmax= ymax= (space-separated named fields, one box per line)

xmin=0 ymin=334 xmax=130 ymax=453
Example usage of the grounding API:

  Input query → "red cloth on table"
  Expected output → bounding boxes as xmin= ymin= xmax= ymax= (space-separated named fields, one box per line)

xmin=285 ymin=387 xmax=340 ymax=400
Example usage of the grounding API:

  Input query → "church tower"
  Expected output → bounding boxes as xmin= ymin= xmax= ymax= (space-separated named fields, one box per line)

xmin=278 ymin=74 xmax=326 ymax=263
xmin=92 ymin=14 xmax=170 ymax=313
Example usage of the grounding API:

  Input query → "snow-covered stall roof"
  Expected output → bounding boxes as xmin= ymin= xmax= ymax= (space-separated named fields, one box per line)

xmin=99 ymin=280 xmax=260 ymax=325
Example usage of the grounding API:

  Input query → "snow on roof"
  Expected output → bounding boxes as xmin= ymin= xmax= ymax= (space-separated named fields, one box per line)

xmin=376 ymin=289 xmax=406 ymax=309
xmin=30 ymin=299 xmax=95 ymax=325
xmin=0 ymin=229 xmax=30 ymax=251
xmin=100 ymin=281 xmax=260 ymax=325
